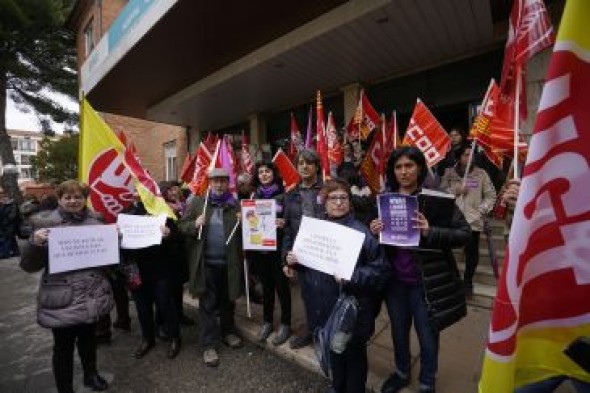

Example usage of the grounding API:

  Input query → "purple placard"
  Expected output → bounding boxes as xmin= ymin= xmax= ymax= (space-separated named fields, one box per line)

xmin=377 ymin=193 xmax=420 ymax=247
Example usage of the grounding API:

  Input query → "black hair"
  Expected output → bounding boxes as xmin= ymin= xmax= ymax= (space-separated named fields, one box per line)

xmin=252 ymin=160 xmax=285 ymax=192
xmin=385 ymin=146 xmax=428 ymax=192
xmin=453 ymin=142 xmax=472 ymax=161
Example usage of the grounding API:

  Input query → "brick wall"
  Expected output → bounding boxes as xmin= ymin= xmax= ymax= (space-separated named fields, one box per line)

xmin=74 ymin=1 xmax=188 ymax=183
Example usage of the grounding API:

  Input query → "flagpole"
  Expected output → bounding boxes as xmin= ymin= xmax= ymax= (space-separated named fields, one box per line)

xmin=513 ymin=66 xmax=521 ymax=180
xmin=462 ymin=137 xmax=478 ymax=186
xmin=243 ymin=258 xmax=251 ymax=318
xmin=197 ymin=187 xmax=209 ymax=240
xmin=225 ymin=219 xmax=240 ymax=245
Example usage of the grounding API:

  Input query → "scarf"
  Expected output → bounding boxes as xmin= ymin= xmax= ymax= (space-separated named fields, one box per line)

xmin=57 ymin=206 xmax=89 ymax=224
xmin=257 ymin=183 xmax=281 ymax=199
xmin=209 ymin=191 xmax=236 ymax=207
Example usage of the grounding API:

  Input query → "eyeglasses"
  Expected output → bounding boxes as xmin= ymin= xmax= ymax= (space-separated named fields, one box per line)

xmin=327 ymin=195 xmax=349 ymax=202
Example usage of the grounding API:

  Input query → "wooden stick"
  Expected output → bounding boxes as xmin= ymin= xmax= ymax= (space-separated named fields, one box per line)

xmin=513 ymin=67 xmax=521 ymax=180
xmin=462 ymin=139 xmax=478 ymax=187
xmin=197 ymin=187 xmax=209 ymax=240
xmin=243 ymin=258 xmax=251 ymax=318
xmin=225 ymin=219 xmax=240 ymax=245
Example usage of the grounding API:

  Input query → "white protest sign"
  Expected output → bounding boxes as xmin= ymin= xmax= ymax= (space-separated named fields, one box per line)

xmin=292 ymin=216 xmax=365 ymax=280
xmin=48 ymin=224 xmax=119 ymax=274
xmin=241 ymin=199 xmax=277 ymax=251
xmin=117 ymin=213 xmax=167 ymax=249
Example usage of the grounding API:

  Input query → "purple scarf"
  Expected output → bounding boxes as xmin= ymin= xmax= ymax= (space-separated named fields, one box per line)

xmin=257 ymin=183 xmax=281 ymax=199
xmin=209 ymin=192 xmax=236 ymax=207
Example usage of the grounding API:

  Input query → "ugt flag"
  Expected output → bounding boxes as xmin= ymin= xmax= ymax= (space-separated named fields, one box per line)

xmin=79 ymin=98 xmax=175 ymax=222
xmin=479 ymin=1 xmax=590 ymax=391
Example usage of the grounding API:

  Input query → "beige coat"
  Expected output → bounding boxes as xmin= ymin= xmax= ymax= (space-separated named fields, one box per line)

xmin=440 ymin=166 xmax=496 ymax=232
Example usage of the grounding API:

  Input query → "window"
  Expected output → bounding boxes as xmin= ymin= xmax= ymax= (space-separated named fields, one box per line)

xmin=164 ymin=141 xmax=177 ymax=181
xmin=18 ymin=138 xmax=35 ymax=152
xmin=84 ymin=18 xmax=95 ymax=56
xmin=20 ymin=155 xmax=31 ymax=165
xmin=20 ymin=168 xmax=34 ymax=180
xmin=10 ymin=138 xmax=18 ymax=150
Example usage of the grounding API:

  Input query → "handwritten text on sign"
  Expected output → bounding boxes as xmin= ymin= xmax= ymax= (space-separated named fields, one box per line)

xmin=292 ymin=217 xmax=364 ymax=280
xmin=48 ymin=224 xmax=119 ymax=274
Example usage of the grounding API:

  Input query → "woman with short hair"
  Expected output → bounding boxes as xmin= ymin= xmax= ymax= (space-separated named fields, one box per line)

xmin=20 ymin=180 xmax=113 ymax=393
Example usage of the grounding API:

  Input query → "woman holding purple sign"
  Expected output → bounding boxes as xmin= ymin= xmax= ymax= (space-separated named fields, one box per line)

xmin=370 ymin=147 xmax=470 ymax=393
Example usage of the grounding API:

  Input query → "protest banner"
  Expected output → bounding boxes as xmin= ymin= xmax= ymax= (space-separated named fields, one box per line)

xmin=241 ymin=199 xmax=277 ymax=251
xmin=117 ymin=213 xmax=167 ymax=249
xmin=292 ymin=216 xmax=365 ymax=280
xmin=377 ymin=193 xmax=420 ymax=247
xmin=48 ymin=224 xmax=119 ymax=274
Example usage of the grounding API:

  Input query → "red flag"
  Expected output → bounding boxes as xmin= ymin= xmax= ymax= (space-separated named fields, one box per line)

xmin=480 ymin=1 xmax=590 ymax=389
xmin=316 ymin=90 xmax=331 ymax=180
xmin=469 ymin=80 xmax=505 ymax=168
xmin=216 ymin=135 xmax=237 ymax=196
xmin=288 ymin=112 xmax=303 ymax=160
xmin=402 ymin=100 xmax=451 ymax=168
xmin=187 ymin=142 xmax=213 ymax=196
xmin=240 ymin=131 xmax=254 ymax=175
xmin=326 ymin=112 xmax=343 ymax=175
xmin=500 ymin=0 xmax=555 ymax=121
xmin=180 ymin=152 xmax=196 ymax=183
xmin=360 ymin=130 xmax=385 ymax=194
xmin=273 ymin=148 xmax=300 ymax=190
xmin=346 ymin=90 xmax=380 ymax=141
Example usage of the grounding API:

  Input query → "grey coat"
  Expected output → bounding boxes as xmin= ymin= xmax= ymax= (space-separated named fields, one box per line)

xmin=19 ymin=209 xmax=114 ymax=329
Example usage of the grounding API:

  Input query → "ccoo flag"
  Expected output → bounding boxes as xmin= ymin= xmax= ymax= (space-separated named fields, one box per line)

xmin=479 ymin=1 xmax=590 ymax=391
xmin=79 ymin=98 xmax=175 ymax=222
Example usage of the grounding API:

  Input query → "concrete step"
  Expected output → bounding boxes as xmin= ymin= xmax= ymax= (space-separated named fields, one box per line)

xmin=457 ymin=262 xmax=499 ymax=286
xmin=479 ymin=233 xmax=506 ymax=251
xmin=467 ymin=282 xmax=497 ymax=309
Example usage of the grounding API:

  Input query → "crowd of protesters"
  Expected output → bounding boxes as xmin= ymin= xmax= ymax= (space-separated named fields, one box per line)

xmin=6 ymin=126 xmax=578 ymax=393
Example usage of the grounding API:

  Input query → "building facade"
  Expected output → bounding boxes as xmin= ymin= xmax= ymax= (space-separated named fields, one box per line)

xmin=1 ymin=130 xmax=46 ymax=184
xmin=67 ymin=0 xmax=187 ymax=183
xmin=67 ymin=0 xmax=563 ymax=168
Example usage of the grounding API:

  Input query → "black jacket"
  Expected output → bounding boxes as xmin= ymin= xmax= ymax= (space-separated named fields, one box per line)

xmin=385 ymin=203 xmax=471 ymax=332
xmin=281 ymin=181 xmax=324 ymax=264
xmin=302 ymin=214 xmax=391 ymax=340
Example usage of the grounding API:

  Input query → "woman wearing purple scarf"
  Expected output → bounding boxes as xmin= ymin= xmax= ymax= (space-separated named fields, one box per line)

xmin=249 ymin=161 xmax=291 ymax=346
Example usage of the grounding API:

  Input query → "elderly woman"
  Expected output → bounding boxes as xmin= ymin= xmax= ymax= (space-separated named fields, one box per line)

xmin=285 ymin=179 xmax=390 ymax=393
xmin=20 ymin=180 xmax=113 ymax=393
xmin=371 ymin=147 xmax=470 ymax=393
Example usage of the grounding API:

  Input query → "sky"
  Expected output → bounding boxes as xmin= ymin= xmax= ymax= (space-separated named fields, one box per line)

xmin=5 ymin=92 xmax=79 ymax=134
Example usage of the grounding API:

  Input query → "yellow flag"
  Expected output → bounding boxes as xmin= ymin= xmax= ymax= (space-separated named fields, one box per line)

xmin=79 ymin=98 xmax=175 ymax=222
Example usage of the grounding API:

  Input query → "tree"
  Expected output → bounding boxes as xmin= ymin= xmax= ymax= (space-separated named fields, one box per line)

xmin=31 ymin=133 xmax=78 ymax=184
xmin=0 ymin=0 xmax=77 ymax=202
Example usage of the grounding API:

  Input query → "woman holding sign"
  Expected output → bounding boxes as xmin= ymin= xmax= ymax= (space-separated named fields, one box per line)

xmin=249 ymin=161 xmax=292 ymax=345
xmin=370 ymin=147 xmax=470 ymax=393
xmin=20 ymin=180 xmax=113 ymax=393
xmin=285 ymin=179 xmax=389 ymax=393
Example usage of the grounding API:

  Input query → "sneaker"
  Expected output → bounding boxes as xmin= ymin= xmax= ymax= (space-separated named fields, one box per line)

xmin=258 ymin=323 xmax=273 ymax=343
xmin=272 ymin=324 xmax=291 ymax=346
xmin=381 ymin=372 xmax=410 ymax=393
xmin=223 ymin=334 xmax=243 ymax=349
xmin=203 ymin=348 xmax=219 ymax=367
xmin=289 ymin=333 xmax=312 ymax=350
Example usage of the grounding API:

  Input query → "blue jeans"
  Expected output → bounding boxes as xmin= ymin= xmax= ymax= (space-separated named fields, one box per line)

xmin=384 ymin=280 xmax=439 ymax=389
xmin=514 ymin=376 xmax=590 ymax=393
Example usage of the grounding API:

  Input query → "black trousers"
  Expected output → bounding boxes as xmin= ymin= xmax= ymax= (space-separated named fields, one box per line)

xmin=463 ymin=230 xmax=481 ymax=287
xmin=133 ymin=277 xmax=180 ymax=342
xmin=111 ymin=271 xmax=130 ymax=323
xmin=251 ymin=252 xmax=291 ymax=325
xmin=51 ymin=323 xmax=97 ymax=393
xmin=199 ymin=264 xmax=236 ymax=349
xmin=330 ymin=339 xmax=368 ymax=393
